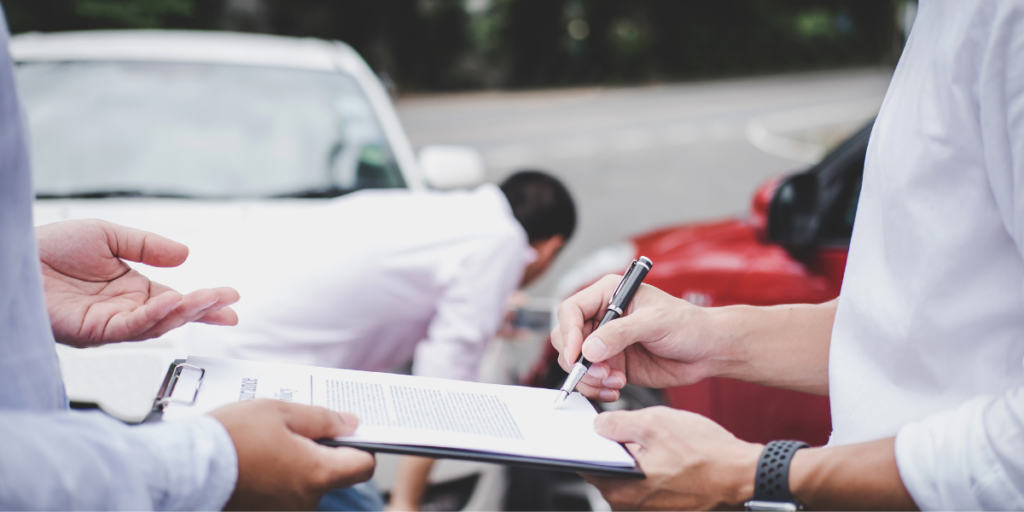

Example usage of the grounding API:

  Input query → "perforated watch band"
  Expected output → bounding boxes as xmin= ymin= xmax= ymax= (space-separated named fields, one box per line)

xmin=745 ymin=440 xmax=809 ymax=511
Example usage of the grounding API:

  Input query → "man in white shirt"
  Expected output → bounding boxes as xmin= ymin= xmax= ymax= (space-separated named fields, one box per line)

xmin=164 ymin=170 xmax=576 ymax=509
xmin=551 ymin=1 xmax=1023 ymax=509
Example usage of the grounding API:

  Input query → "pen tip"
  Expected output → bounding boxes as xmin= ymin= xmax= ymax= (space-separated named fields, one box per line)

xmin=552 ymin=390 xmax=568 ymax=408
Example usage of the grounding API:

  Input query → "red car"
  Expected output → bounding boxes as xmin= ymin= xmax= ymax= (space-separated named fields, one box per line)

xmin=529 ymin=121 xmax=872 ymax=447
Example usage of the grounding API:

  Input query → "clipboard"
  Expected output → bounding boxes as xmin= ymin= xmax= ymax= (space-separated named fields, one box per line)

xmin=145 ymin=360 xmax=645 ymax=479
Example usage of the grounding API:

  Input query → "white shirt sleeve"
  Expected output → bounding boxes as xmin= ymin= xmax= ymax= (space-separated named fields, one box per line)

xmin=411 ymin=231 xmax=526 ymax=381
xmin=894 ymin=4 xmax=1024 ymax=510
xmin=895 ymin=389 xmax=1024 ymax=510
xmin=0 ymin=410 xmax=237 ymax=511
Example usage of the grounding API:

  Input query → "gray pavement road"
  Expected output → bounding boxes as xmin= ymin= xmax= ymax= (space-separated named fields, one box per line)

xmin=395 ymin=68 xmax=893 ymax=298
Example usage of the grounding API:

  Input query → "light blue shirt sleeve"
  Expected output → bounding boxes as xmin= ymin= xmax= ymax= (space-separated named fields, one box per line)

xmin=0 ymin=5 xmax=239 ymax=510
xmin=0 ymin=410 xmax=238 ymax=511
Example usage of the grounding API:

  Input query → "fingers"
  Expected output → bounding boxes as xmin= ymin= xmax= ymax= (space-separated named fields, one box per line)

xmin=555 ymin=275 xmax=625 ymax=364
xmin=132 ymin=286 xmax=240 ymax=341
xmin=281 ymin=402 xmax=361 ymax=440
xmin=582 ymin=306 xmax=661 ymax=363
xmin=582 ymin=363 xmax=626 ymax=389
xmin=311 ymin=445 xmax=377 ymax=490
xmin=104 ymin=290 xmax=185 ymax=341
xmin=197 ymin=306 xmax=239 ymax=326
xmin=196 ymin=287 xmax=240 ymax=326
xmin=551 ymin=328 xmax=572 ymax=372
xmin=594 ymin=410 xmax=659 ymax=445
xmin=573 ymin=380 xmax=620 ymax=402
xmin=103 ymin=220 xmax=190 ymax=267
xmin=582 ymin=470 xmax=647 ymax=511
xmin=293 ymin=411 xmax=375 ymax=490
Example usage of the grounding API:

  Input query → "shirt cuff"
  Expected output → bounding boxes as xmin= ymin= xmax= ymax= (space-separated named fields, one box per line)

xmin=133 ymin=416 xmax=238 ymax=511
xmin=895 ymin=394 xmax=1024 ymax=511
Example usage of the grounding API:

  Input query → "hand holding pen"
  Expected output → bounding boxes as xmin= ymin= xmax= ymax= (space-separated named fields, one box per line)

xmin=553 ymin=257 xmax=653 ymax=406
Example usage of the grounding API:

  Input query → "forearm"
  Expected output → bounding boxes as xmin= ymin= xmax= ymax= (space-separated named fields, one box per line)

xmin=0 ymin=410 xmax=236 ymax=511
xmin=788 ymin=438 xmax=917 ymax=510
xmin=388 ymin=456 xmax=435 ymax=510
xmin=706 ymin=299 xmax=835 ymax=395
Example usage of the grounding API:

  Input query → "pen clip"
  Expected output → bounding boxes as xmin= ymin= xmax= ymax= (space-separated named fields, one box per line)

xmin=610 ymin=260 xmax=637 ymax=305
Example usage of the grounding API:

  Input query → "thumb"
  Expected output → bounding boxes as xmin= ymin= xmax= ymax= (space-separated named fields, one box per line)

xmin=281 ymin=403 xmax=360 ymax=440
xmin=593 ymin=410 xmax=655 ymax=445
xmin=581 ymin=307 xmax=659 ymax=363
xmin=105 ymin=220 xmax=190 ymax=267
xmin=309 ymin=445 xmax=377 ymax=490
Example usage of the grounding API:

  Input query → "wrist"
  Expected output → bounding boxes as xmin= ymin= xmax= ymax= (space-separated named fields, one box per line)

xmin=725 ymin=441 xmax=764 ymax=508
xmin=787 ymin=447 xmax=816 ymax=504
xmin=699 ymin=305 xmax=754 ymax=381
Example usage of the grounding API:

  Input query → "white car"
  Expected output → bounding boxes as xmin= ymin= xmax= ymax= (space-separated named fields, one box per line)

xmin=15 ymin=30 xmax=501 ymax=511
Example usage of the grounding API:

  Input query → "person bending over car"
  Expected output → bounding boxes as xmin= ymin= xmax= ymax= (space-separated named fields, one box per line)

xmin=552 ymin=1 xmax=1024 ymax=510
xmin=166 ymin=170 xmax=576 ymax=510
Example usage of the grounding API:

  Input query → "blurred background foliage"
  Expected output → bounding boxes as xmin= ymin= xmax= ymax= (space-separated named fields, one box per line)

xmin=4 ymin=0 xmax=902 ymax=91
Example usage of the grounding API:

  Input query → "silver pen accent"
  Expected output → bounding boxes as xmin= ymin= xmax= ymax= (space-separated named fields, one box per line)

xmin=553 ymin=363 xmax=588 ymax=406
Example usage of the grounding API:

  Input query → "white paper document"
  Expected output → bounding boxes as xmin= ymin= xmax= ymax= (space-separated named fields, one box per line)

xmin=162 ymin=357 xmax=637 ymax=469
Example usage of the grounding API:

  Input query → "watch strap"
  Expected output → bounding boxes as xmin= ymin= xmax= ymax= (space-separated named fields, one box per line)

xmin=751 ymin=440 xmax=808 ymax=505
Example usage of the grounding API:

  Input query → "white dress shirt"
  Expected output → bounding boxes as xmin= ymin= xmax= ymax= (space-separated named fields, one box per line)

xmin=0 ymin=6 xmax=237 ymax=509
xmin=829 ymin=1 xmax=1024 ymax=509
xmin=165 ymin=185 xmax=533 ymax=381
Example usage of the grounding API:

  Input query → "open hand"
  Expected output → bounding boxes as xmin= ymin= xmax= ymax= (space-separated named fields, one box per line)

xmin=551 ymin=275 xmax=735 ymax=401
xmin=37 ymin=219 xmax=239 ymax=347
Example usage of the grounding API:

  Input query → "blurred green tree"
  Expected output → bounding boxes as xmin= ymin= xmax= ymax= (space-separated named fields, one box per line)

xmin=4 ymin=0 xmax=223 ymax=32
xmin=75 ymin=0 xmax=193 ymax=28
xmin=2 ymin=0 xmax=901 ymax=91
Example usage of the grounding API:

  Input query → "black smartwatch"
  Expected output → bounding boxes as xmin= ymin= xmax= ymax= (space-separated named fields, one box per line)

xmin=744 ymin=440 xmax=809 ymax=511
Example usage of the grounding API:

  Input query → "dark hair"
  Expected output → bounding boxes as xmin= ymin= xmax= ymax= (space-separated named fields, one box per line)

xmin=499 ymin=170 xmax=576 ymax=243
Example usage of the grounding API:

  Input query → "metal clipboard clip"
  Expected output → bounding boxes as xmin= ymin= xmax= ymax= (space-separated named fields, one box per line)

xmin=154 ymin=362 xmax=206 ymax=408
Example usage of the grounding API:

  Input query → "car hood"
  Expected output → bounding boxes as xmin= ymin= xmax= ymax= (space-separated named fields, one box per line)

xmin=633 ymin=218 xmax=763 ymax=278
xmin=631 ymin=217 xmax=835 ymax=307
xmin=33 ymin=198 xmax=349 ymax=294
xmin=34 ymin=198 xmax=338 ymax=244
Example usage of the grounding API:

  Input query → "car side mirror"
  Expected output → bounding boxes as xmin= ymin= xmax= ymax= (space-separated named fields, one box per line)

xmin=767 ymin=172 xmax=819 ymax=253
xmin=750 ymin=176 xmax=784 ymax=240
xmin=418 ymin=145 xmax=486 ymax=190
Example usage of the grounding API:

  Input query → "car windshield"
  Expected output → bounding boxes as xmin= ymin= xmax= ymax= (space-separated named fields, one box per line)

xmin=17 ymin=61 xmax=405 ymax=199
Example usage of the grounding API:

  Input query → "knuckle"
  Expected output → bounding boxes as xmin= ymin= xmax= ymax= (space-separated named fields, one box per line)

xmin=602 ymin=411 xmax=624 ymax=430
xmin=638 ymin=406 xmax=663 ymax=421
xmin=550 ymin=329 xmax=562 ymax=347
xmin=556 ymin=300 xmax=573 ymax=317
xmin=649 ymin=405 xmax=672 ymax=417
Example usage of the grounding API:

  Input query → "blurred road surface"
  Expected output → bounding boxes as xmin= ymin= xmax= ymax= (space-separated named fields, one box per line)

xmin=396 ymin=68 xmax=893 ymax=298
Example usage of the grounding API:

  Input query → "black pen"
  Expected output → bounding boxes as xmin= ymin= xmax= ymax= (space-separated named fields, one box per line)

xmin=553 ymin=256 xmax=653 ymax=406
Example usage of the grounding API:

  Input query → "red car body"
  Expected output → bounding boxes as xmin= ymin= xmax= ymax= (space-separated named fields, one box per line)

xmin=635 ymin=201 xmax=839 ymax=445
xmin=530 ymin=122 xmax=872 ymax=447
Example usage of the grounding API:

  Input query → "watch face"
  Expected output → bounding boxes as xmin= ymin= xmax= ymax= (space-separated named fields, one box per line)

xmin=744 ymin=500 xmax=800 ymax=511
